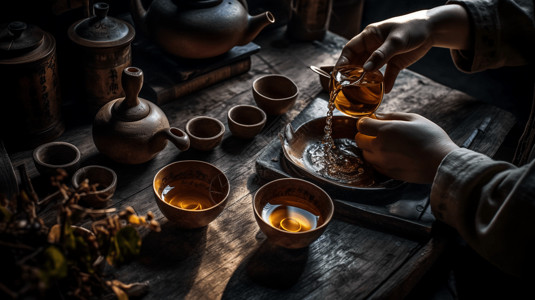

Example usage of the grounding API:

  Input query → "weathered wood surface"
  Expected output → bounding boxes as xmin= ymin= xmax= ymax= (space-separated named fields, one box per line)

xmin=8 ymin=27 xmax=515 ymax=299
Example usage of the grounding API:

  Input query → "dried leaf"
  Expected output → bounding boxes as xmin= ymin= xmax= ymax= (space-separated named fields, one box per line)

xmin=39 ymin=246 xmax=67 ymax=286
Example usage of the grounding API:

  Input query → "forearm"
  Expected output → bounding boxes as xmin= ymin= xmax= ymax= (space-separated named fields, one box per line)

xmin=431 ymin=148 xmax=535 ymax=278
xmin=427 ymin=4 xmax=472 ymax=50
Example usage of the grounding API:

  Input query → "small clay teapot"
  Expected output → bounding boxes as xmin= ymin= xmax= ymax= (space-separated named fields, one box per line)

xmin=130 ymin=0 xmax=275 ymax=59
xmin=92 ymin=67 xmax=190 ymax=164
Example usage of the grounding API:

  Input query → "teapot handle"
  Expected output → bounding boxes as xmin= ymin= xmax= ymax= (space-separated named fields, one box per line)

xmin=162 ymin=127 xmax=190 ymax=151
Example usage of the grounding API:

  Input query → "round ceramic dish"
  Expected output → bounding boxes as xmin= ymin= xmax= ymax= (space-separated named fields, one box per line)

xmin=279 ymin=116 xmax=404 ymax=191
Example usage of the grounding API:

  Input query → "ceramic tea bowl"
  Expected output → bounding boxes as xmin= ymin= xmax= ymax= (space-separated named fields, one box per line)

xmin=227 ymin=104 xmax=267 ymax=139
xmin=72 ymin=165 xmax=117 ymax=208
xmin=33 ymin=141 xmax=81 ymax=178
xmin=185 ymin=116 xmax=225 ymax=151
xmin=252 ymin=74 xmax=299 ymax=115
xmin=253 ymin=178 xmax=334 ymax=249
xmin=153 ymin=160 xmax=230 ymax=228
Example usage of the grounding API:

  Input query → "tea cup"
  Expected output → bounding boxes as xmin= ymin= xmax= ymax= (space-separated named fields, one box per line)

xmin=252 ymin=74 xmax=299 ymax=115
xmin=72 ymin=165 xmax=117 ymax=208
xmin=185 ymin=116 xmax=225 ymax=151
xmin=33 ymin=141 xmax=81 ymax=178
xmin=227 ymin=104 xmax=267 ymax=139
xmin=153 ymin=160 xmax=230 ymax=228
xmin=253 ymin=178 xmax=334 ymax=249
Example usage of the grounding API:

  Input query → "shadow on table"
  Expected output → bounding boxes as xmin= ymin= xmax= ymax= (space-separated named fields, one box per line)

xmin=138 ymin=221 xmax=207 ymax=268
xmin=222 ymin=237 xmax=309 ymax=298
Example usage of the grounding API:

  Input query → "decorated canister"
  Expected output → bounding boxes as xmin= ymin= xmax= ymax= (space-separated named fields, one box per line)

xmin=0 ymin=21 xmax=64 ymax=150
xmin=68 ymin=2 xmax=135 ymax=113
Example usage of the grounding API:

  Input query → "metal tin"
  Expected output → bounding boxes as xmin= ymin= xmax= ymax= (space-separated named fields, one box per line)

xmin=287 ymin=0 xmax=333 ymax=41
xmin=68 ymin=2 xmax=135 ymax=113
xmin=0 ymin=21 xmax=64 ymax=150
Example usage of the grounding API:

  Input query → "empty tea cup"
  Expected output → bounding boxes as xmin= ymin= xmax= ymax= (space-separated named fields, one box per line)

xmin=72 ymin=165 xmax=117 ymax=208
xmin=153 ymin=160 xmax=230 ymax=228
xmin=185 ymin=116 xmax=225 ymax=151
xmin=33 ymin=141 xmax=81 ymax=178
xmin=253 ymin=178 xmax=334 ymax=249
xmin=252 ymin=74 xmax=299 ymax=115
xmin=227 ymin=104 xmax=267 ymax=139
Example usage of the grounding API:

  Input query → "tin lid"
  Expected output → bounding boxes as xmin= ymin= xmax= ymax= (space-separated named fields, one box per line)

xmin=0 ymin=21 xmax=44 ymax=58
xmin=68 ymin=2 xmax=134 ymax=48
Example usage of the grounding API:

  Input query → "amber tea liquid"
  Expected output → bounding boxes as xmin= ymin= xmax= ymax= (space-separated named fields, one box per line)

xmin=331 ymin=65 xmax=384 ymax=117
xmin=318 ymin=65 xmax=384 ymax=184
xmin=162 ymin=179 xmax=216 ymax=210
xmin=261 ymin=196 xmax=322 ymax=232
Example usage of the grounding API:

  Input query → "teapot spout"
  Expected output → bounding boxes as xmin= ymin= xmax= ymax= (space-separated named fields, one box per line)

xmin=238 ymin=11 xmax=275 ymax=46
xmin=130 ymin=0 xmax=149 ymax=36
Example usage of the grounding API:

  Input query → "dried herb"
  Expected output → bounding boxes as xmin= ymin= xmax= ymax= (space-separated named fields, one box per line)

xmin=0 ymin=168 xmax=160 ymax=299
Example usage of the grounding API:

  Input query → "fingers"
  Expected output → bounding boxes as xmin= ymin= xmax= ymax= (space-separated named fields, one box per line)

xmin=355 ymin=132 xmax=376 ymax=151
xmin=362 ymin=31 xmax=406 ymax=72
xmin=357 ymin=117 xmax=382 ymax=136
xmin=357 ymin=113 xmax=416 ymax=136
xmin=337 ymin=26 xmax=384 ymax=68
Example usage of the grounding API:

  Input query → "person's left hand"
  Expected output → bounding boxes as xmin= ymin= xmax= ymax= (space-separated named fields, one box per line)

xmin=355 ymin=112 xmax=459 ymax=183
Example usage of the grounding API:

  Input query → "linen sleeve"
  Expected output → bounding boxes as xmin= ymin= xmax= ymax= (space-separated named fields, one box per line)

xmin=430 ymin=147 xmax=535 ymax=278
xmin=447 ymin=0 xmax=535 ymax=72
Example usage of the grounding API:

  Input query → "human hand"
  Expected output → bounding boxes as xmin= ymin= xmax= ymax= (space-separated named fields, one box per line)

xmin=336 ymin=5 xmax=470 ymax=93
xmin=355 ymin=112 xmax=459 ymax=184
xmin=337 ymin=10 xmax=434 ymax=93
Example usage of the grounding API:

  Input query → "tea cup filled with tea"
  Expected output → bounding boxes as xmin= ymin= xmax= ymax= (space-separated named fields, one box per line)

xmin=185 ymin=116 xmax=225 ymax=151
xmin=153 ymin=160 xmax=230 ymax=228
xmin=253 ymin=178 xmax=334 ymax=249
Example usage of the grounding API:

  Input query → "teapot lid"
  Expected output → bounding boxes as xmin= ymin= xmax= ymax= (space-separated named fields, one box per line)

xmin=0 ymin=22 xmax=44 ymax=58
xmin=69 ymin=2 xmax=134 ymax=48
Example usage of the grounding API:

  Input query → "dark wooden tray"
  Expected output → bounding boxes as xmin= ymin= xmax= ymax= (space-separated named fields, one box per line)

xmin=255 ymin=96 xmax=435 ymax=240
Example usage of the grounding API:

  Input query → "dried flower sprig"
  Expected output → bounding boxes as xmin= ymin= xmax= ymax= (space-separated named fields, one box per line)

xmin=0 ymin=165 xmax=160 ymax=299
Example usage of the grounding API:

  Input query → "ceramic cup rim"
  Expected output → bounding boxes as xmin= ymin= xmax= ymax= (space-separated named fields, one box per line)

xmin=153 ymin=160 xmax=230 ymax=212
xmin=253 ymin=74 xmax=299 ymax=101
xmin=253 ymin=177 xmax=334 ymax=235
xmin=72 ymin=165 xmax=117 ymax=194
xmin=227 ymin=104 xmax=267 ymax=128
xmin=185 ymin=116 xmax=225 ymax=141
xmin=33 ymin=141 xmax=81 ymax=169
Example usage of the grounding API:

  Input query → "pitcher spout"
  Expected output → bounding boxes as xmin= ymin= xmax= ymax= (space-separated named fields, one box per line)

xmin=238 ymin=11 xmax=275 ymax=46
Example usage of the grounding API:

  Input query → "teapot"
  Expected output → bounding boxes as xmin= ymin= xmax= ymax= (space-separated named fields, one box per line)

xmin=130 ymin=0 xmax=275 ymax=59
xmin=93 ymin=67 xmax=190 ymax=164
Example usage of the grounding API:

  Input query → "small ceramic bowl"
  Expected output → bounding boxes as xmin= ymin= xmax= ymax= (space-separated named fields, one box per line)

xmin=227 ymin=104 xmax=267 ymax=139
xmin=318 ymin=65 xmax=333 ymax=92
xmin=253 ymin=178 xmax=334 ymax=249
xmin=185 ymin=116 xmax=225 ymax=151
xmin=72 ymin=165 xmax=117 ymax=208
xmin=153 ymin=160 xmax=230 ymax=228
xmin=252 ymin=74 xmax=299 ymax=115
xmin=33 ymin=141 xmax=81 ymax=178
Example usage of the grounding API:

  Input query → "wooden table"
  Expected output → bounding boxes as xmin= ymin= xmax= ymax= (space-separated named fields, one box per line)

xmin=7 ymin=28 xmax=516 ymax=299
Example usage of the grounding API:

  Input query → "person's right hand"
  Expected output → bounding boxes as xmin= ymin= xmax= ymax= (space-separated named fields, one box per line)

xmin=336 ymin=4 xmax=471 ymax=93
xmin=337 ymin=10 xmax=434 ymax=93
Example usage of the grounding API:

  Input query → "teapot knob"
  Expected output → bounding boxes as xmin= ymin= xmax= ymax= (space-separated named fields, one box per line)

xmin=93 ymin=2 xmax=109 ymax=19
xmin=7 ymin=21 xmax=27 ymax=39
xmin=113 ymin=67 xmax=150 ymax=121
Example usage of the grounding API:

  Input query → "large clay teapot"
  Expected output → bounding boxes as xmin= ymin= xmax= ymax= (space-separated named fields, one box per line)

xmin=130 ymin=0 xmax=275 ymax=59
xmin=93 ymin=67 xmax=190 ymax=164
